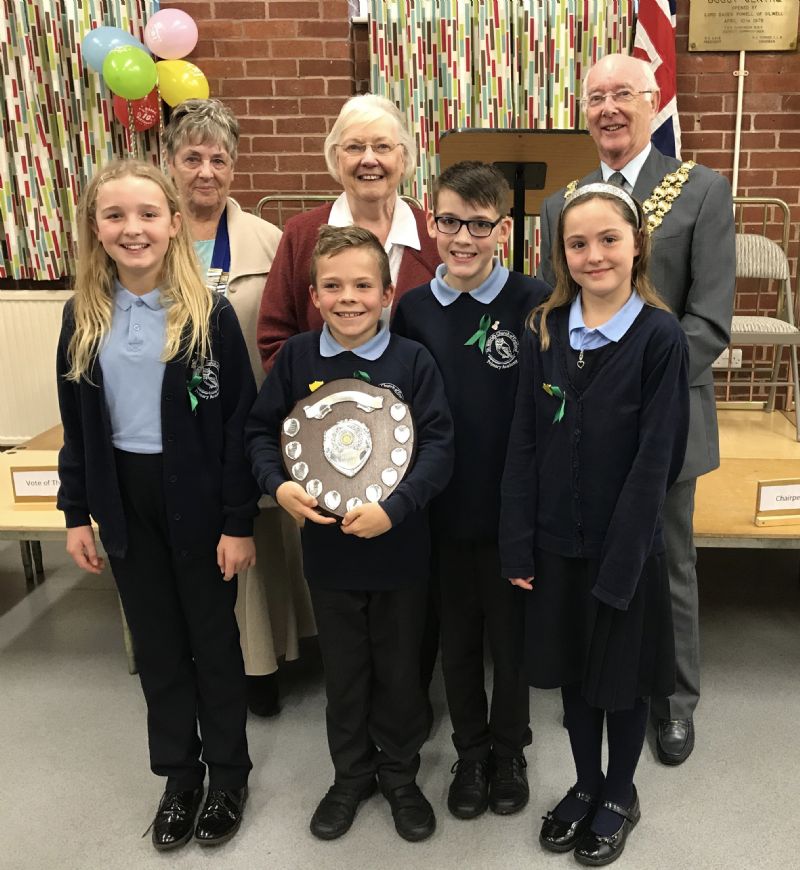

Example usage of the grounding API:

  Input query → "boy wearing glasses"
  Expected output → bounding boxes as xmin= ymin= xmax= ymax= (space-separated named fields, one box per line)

xmin=393 ymin=161 xmax=549 ymax=821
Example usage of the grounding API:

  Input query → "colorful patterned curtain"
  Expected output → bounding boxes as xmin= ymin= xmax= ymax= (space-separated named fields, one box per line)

xmin=0 ymin=0 xmax=158 ymax=281
xmin=369 ymin=0 xmax=635 ymax=269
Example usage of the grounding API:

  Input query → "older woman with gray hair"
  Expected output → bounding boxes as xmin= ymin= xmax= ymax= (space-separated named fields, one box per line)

xmin=255 ymin=93 xmax=440 ymax=369
xmin=165 ymin=98 xmax=316 ymax=717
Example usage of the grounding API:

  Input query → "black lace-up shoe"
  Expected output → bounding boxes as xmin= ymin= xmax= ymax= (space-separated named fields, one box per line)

xmin=447 ymin=758 xmax=490 ymax=819
xmin=489 ymin=755 xmax=529 ymax=815
xmin=194 ymin=787 xmax=247 ymax=846
xmin=151 ymin=787 xmax=203 ymax=851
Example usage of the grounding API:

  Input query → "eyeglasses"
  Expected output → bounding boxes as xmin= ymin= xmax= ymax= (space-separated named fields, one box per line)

xmin=433 ymin=215 xmax=504 ymax=238
xmin=581 ymin=89 xmax=653 ymax=109
xmin=337 ymin=141 xmax=401 ymax=157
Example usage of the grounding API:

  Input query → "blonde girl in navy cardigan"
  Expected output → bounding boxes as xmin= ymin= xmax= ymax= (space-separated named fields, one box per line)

xmin=57 ymin=160 xmax=258 ymax=852
xmin=500 ymin=184 xmax=689 ymax=866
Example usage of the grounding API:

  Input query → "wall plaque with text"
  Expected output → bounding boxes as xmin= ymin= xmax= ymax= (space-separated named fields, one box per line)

xmin=689 ymin=0 xmax=799 ymax=51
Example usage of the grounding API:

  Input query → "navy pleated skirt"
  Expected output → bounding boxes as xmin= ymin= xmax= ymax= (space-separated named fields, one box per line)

xmin=523 ymin=548 xmax=675 ymax=711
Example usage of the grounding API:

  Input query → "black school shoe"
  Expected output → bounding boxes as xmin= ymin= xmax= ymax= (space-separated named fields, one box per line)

xmin=383 ymin=782 xmax=436 ymax=842
xmin=539 ymin=785 xmax=600 ymax=853
xmin=489 ymin=754 xmax=529 ymax=815
xmin=151 ymin=787 xmax=204 ymax=851
xmin=310 ymin=780 xmax=377 ymax=840
xmin=447 ymin=758 xmax=489 ymax=819
xmin=194 ymin=787 xmax=248 ymax=846
xmin=573 ymin=785 xmax=641 ymax=866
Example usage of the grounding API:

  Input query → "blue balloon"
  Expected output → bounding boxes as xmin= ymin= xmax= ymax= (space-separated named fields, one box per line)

xmin=82 ymin=26 xmax=145 ymax=73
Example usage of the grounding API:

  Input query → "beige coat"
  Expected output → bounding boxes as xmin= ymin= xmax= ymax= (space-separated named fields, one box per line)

xmin=223 ymin=199 xmax=316 ymax=674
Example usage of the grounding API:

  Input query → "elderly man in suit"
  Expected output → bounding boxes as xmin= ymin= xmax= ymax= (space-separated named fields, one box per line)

xmin=538 ymin=53 xmax=736 ymax=765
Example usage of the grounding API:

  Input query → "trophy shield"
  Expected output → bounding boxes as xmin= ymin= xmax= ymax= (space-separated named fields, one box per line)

xmin=280 ymin=378 xmax=416 ymax=519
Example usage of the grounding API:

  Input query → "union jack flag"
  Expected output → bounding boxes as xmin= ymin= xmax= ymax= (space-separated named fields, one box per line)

xmin=633 ymin=0 xmax=682 ymax=159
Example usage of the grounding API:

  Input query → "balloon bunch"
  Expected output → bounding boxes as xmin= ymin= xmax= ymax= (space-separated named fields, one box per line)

xmin=81 ymin=10 xmax=209 ymax=154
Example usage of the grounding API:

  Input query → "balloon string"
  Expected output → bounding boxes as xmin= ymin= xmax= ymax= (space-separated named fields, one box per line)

xmin=126 ymin=100 xmax=139 ymax=159
xmin=157 ymin=85 xmax=166 ymax=171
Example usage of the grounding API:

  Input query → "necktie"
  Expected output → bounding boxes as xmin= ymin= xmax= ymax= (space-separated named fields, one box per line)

xmin=608 ymin=171 xmax=626 ymax=188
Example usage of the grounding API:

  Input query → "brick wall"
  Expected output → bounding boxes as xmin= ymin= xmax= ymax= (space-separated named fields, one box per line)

xmin=162 ymin=0 xmax=366 ymax=212
xmin=166 ymin=0 xmax=798 ymax=272
xmin=675 ymin=0 xmax=800 ymax=272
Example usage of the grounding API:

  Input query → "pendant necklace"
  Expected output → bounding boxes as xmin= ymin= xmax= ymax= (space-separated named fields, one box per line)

xmin=577 ymin=349 xmax=585 ymax=369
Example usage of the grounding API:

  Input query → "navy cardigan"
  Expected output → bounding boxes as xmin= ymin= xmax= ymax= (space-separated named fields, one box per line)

xmin=499 ymin=304 xmax=690 ymax=610
xmin=56 ymin=295 xmax=259 ymax=559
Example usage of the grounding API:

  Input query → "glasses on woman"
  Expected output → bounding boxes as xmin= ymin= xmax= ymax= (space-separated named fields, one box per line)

xmin=581 ymin=89 xmax=653 ymax=109
xmin=337 ymin=141 xmax=401 ymax=157
xmin=433 ymin=215 xmax=503 ymax=238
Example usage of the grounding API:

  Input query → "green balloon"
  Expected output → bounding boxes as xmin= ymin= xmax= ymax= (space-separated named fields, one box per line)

xmin=102 ymin=46 xmax=157 ymax=101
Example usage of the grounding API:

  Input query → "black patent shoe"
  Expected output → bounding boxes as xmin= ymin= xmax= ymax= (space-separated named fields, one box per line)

xmin=383 ymin=782 xmax=436 ymax=842
xmin=194 ymin=787 xmax=248 ymax=846
xmin=310 ymin=780 xmax=376 ymax=840
xmin=447 ymin=758 xmax=489 ymax=819
xmin=539 ymin=786 xmax=599 ymax=853
xmin=656 ymin=717 xmax=694 ymax=765
xmin=151 ymin=787 xmax=203 ymax=851
xmin=489 ymin=755 xmax=529 ymax=815
xmin=574 ymin=786 xmax=640 ymax=866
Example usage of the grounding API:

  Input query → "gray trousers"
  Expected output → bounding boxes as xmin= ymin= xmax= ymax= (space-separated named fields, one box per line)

xmin=652 ymin=478 xmax=700 ymax=721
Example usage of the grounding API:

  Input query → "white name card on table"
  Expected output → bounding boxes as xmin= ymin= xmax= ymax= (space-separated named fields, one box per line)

xmin=10 ymin=467 xmax=60 ymax=503
xmin=755 ymin=478 xmax=800 ymax=527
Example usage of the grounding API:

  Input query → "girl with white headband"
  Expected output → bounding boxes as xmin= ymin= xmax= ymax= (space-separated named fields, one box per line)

xmin=500 ymin=183 xmax=689 ymax=865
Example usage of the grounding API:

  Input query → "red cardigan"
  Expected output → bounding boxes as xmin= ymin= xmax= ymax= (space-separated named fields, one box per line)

xmin=256 ymin=202 xmax=441 ymax=372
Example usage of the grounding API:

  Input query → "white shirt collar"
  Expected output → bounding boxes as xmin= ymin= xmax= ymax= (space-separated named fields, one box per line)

xmin=328 ymin=192 xmax=421 ymax=251
xmin=600 ymin=143 xmax=651 ymax=190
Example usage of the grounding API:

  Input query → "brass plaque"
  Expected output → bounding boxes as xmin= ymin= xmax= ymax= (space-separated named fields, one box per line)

xmin=689 ymin=0 xmax=799 ymax=52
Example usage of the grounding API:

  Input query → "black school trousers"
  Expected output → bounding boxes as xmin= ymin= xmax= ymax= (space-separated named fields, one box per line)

xmin=435 ymin=537 xmax=531 ymax=760
xmin=109 ymin=450 xmax=251 ymax=792
xmin=309 ymin=578 xmax=429 ymax=793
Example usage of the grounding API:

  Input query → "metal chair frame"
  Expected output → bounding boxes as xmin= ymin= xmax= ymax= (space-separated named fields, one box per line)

xmin=715 ymin=196 xmax=800 ymax=440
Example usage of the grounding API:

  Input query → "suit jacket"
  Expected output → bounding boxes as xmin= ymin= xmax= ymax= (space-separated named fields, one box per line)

xmin=538 ymin=147 xmax=735 ymax=481
xmin=255 ymin=202 xmax=441 ymax=372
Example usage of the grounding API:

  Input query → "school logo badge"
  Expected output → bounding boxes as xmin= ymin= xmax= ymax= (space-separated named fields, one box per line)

xmin=485 ymin=330 xmax=519 ymax=370
xmin=195 ymin=358 xmax=220 ymax=400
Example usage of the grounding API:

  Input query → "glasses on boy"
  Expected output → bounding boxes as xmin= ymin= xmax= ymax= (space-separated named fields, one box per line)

xmin=433 ymin=215 xmax=504 ymax=239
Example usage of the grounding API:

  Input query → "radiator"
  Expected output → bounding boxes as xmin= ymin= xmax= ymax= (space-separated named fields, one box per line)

xmin=0 ymin=290 xmax=72 ymax=445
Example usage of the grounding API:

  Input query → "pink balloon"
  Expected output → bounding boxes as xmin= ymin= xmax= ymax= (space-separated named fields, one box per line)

xmin=144 ymin=9 xmax=198 ymax=60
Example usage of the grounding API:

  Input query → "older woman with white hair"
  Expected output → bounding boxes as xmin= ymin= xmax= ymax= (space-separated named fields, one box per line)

xmin=256 ymin=93 xmax=440 ymax=368
xmin=165 ymin=98 xmax=316 ymax=719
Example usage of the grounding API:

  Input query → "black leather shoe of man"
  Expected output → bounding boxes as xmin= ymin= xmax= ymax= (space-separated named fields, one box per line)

xmin=383 ymin=782 xmax=436 ymax=842
xmin=489 ymin=755 xmax=529 ymax=815
xmin=151 ymin=787 xmax=203 ymax=851
xmin=574 ymin=786 xmax=640 ymax=866
xmin=447 ymin=758 xmax=489 ymax=819
xmin=656 ymin=717 xmax=694 ymax=765
xmin=309 ymin=780 xmax=377 ymax=840
xmin=194 ymin=787 xmax=248 ymax=846
xmin=539 ymin=786 xmax=599 ymax=853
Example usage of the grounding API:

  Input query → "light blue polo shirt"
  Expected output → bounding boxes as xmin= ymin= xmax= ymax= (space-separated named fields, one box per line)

xmin=568 ymin=290 xmax=644 ymax=351
xmin=319 ymin=322 xmax=390 ymax=359
xmin=98 ymin=282 xmax=167 ymax=453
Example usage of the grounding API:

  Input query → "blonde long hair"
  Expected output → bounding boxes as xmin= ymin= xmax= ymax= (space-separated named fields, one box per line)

xmin=67 ymin=159 xmax=212 ymax=381
xmin=531 ymin=190 xmax=669 ymax=349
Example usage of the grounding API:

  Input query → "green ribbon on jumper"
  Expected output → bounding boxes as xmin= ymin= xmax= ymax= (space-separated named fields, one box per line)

xmin=542 ymin=382 xmax=566 ymax=423
xmin=353 ymin=370 xmax=371 ymax=383
xmin=187 ymin=371 xmax=203 ymax=413
xmin=464 ymin=313 xmax=492 ymax=354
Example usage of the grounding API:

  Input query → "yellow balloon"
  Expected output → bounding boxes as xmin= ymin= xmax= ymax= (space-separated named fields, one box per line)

xmin=156 ymin=59 xmax=209 ymax=107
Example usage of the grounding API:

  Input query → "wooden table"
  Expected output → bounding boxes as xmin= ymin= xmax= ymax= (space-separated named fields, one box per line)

xmin=1 ymin=429 xmax=136 ymax=671
xmin=694 ymin=410 xmax=800 ymax=548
